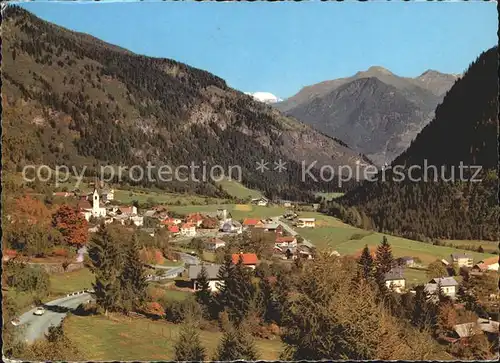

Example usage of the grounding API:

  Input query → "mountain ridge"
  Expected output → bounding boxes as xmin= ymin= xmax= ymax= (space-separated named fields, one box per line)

xmin=1 ymin=5 xmax=367 ymax=200
xmin=275 ymin=66 xmax=459 ymax=165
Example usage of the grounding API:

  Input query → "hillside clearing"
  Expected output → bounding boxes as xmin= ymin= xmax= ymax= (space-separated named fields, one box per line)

xmin=64 ymin=315 xmax=284 ymax=360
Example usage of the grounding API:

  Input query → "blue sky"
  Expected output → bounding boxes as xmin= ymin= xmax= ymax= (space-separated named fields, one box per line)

xmin=17 ymin=0 xmax=498 ymax=99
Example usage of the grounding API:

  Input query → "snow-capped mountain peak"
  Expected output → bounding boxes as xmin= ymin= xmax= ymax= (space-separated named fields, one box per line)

xmin=245 ymin=91 xmax=283 ymax=104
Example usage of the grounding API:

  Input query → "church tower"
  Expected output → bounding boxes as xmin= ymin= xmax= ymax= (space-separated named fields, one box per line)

xmin=92 ymin=189 xmax=100 ymax=216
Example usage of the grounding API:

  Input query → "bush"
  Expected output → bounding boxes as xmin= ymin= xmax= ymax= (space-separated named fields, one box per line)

xmin=73 ymin=302 xmax=99 ymax=316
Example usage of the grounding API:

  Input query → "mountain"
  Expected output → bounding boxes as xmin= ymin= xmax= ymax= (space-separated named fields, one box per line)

xmin=285 ymin=77 xmax=426 ymax=163
xmin=331 ymin=46 xmax=498 ymax=241
xmin=276 ymin=66 xmax=459 ymax=165
xmin=245 ymin=92 xmax=283 ymax=104
xmin=1 ymin=6 xmax=368 ymax=200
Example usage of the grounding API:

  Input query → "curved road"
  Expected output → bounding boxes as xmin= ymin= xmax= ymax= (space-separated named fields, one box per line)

xmin=17 ymin=259 xmax=193 ymax=344
xmin=17 ymin=293 xmax=93 ymax=344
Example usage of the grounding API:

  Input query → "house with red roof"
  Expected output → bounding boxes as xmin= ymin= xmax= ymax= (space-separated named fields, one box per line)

xmin=167 ymin=225 xmax=180 ymax=235
xmin=180 ymin=223 xmax=196 ymax=237
xmin=186 ymin=213 xmax=204 ymax=227
xmin=242 ymin=218 xmax=263 ymax=228
xmin=118 ymin=206 xmax=138 ymax=216
xmin=231 ymin=253 xmax=258 ymax=270
xmin=275 ymin=236 xmax=297 ymax=249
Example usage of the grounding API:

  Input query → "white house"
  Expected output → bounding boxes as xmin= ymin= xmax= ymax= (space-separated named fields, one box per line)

xmin=251 ymin=197 xmax=268 ymax=206
xmin=189 ymin=264 xmax=222 ymax=292
xmin=204 ymin=238 xmax=226 ymax=251
xmin=221 ymin=220 xmax=243 ymax=234
xmin=130 ymin=215 xmax=144 ymax=227
xmin=384 ymin=269 xmax=406 ymax=293
xmin=275 ymin=236 xmax=297 ymax=249
xmin=297 ymin=218 xmax=315 ymax=228
xmin=180 ymin=223 xmax=196 ymax=237
xmin=425 ymin=277 xmax=459 ymax=299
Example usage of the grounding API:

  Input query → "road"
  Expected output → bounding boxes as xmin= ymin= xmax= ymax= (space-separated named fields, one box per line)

xmin=17 ymin=293 xmax=93 ymax=344
xmin=271 ymin=216 xmax=315 ymax=248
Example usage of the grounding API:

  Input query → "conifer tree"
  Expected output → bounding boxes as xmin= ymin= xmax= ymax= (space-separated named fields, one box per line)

xmin=174 ymin=321 xmax=206 ymax=361
xmin=358 ymin=244 xmax=374 ymax=279
xmin=375 ymin=236 xmax=393 ymax=274
xmin=215 ymin=253 xmax=234 ymax=311
xmin=213 ymin=319 xmax=258 ymax=361
xmin=195 ymin=264 xmax=214 ymax=319
xmin=120 ymin=234 xmax=147 ymax=311
xmin=224 ymin=256 xmax=256 ymax=325
xmin=88 ymin=224 xmax=123 ymax=315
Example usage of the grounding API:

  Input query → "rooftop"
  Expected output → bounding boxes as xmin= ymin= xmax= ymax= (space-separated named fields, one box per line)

xmin=188 ymin=264 xmax=221 ymax=280
xmin=428 ymin=277 xmax=459 ymax=287
xmin=232 ymin=253 xmax=258 ymax=265
xmin=384 ymin=268 xmax=405 ymax=281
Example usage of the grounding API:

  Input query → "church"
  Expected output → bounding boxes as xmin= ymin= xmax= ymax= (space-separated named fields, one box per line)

xmin=80 ymin=189 xmax=107 ymax=221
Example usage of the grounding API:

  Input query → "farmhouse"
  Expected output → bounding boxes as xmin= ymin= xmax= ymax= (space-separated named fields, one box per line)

xmin=450 ymin=253 xmax=473 ymax=268
xmin=396 ymin=256 xmax=415 ymax=267
xmin=384 ymin=268 xmax=406 ymax=293
xmin=251 ymin=197 xmax=268 ymax=206
xmin=232 ymin=253 xmax=258 ymax=269
xmin=180 ymin=223 xmax=196 ymax=237
xmin=204 ymin=237 xmax=226 ymax=251
xmin=425 ymin=277 xmax=459 ymax=299
xmin=275 ymin=236 xmax=297 ymax=249
xmin=189 ymin=264 xmax=222 ymax=292
xmin=221 ymin=219 xmax=243 ymax=234
xmin=242 ymin=218 xmax=261 ymax=228
xmin=476 ymin=256 xmax=499 ymax=272
xmin=186 ymin=213 xmax=204 ymax=227
xmin=296 ymin=218 xmax=315 ymax=228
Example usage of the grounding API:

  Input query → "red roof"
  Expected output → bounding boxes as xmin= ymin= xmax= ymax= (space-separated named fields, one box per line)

xmin=481 ymin=256 xmax=498 ymax=266
xmin=232 ymin=253 xmax=258 ymax=265
xmin=168 ymin=225 xmax=179 ymax=233
xmin=187 ymin=213 xmax=203 ymax=222
xmin=243 ymin=218 xmax=260 ymax=226
xmin=161 ymin=218 xmax=177 ymax=225
xmin=119 ymin=206 xmax=133 ymax=214
xmin=276 ymin=236 xmax=296 ymax=243
xmin=181 ymin=223 xmax=195 ymax=229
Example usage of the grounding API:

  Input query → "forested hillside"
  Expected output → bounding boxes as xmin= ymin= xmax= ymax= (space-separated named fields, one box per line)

xmin=2 ymin=6 xmax=367 ymax=200
xmin=332 ymin=46 xmax=499 ymax=241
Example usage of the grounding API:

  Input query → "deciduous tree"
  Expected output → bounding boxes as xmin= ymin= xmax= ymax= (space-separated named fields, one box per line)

xmin=52 ymin=205 xmax=88 ymax=247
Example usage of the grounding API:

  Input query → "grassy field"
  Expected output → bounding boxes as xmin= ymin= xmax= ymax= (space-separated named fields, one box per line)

xmin=114 ymin=189 xmax=229 ymax=206
xmin=294 ymin=212 xmax=496 ymax=265
xmin=215 ymin=178 xmax=262 ymax=199
xmin=168 ymin=204 xmax=286 ymax=220
xmin=147 ymin=283 xmax=191 ymax=301
xmin=403 ymin=268 xmax=429 ymax=286
xmin=49 ymin=268 xmax=95 ymax=295
xmin=442 ymin=239 xmax=498 ymax=254
xmin=64 ymin=314 xmax=284 ymax=360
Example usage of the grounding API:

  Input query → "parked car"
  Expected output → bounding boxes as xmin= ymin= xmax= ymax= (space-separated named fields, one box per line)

xmin=33 ymin=307 xmax=45 ymax=316
xmin=11 ymin=318 xmax=21 ymax=326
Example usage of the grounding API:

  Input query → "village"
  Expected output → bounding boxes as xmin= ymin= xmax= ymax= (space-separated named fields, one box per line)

xmin=57 ymin=186 xmax=499 ymax=305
